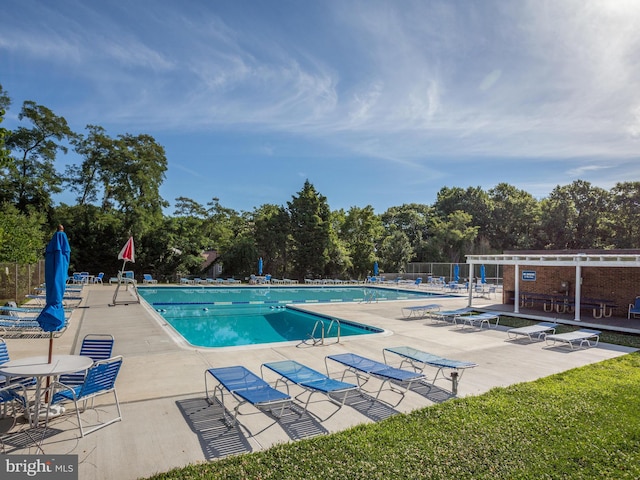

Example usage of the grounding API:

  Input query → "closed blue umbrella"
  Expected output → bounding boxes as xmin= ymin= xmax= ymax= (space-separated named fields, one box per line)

xmin=373 ymin=261 xmax=379 ymax=276
xmin=37 ymin=226 xmax=70 ymax=336
xmin=258 ymin=257 xmax=263 ymax=276
xmin=36 ymin=225 xmax=70 ymax=410
xmin=454 ymin=264 xmax=459 ymax=282
xmin=480 ymin=265 xmax=486 ymax=284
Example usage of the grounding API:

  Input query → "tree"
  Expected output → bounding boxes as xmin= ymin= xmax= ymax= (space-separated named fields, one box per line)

xmin=253 ymin=204 xmax=290 ymax=278
xmin=287 ymin=180 xmax=330 ymax=279
xmin=0 ymin=84 xmax=11 ymax=169
xmin=2 ymin=101 xmax=76 ymax=215
xmin=218 ymin=235 xmax=258 ymax=278
xmin=0 ymin=203 xmax=47 ymax=263
xmin=539 ymin=180 xmax=611 ymax=249
xmin=433 ymin=186 xmax=492 ymax=234
xmin=381 ymin=203 xmax=433 ymax=261
xmin=324 ymin=209 xmax=352 ymax=278
xmin=609 ymin=182 xmax=640 ymax=249
xmin=427 ymin=210 xmax=478 ymax=263
xmin=53 ymin=203 xmax=124 ymax=274
xmin=487 ymin=183 xmax=541 ymax=251
xmin=67 ymin=125 xmax=116 ymax=207
xmin=378 ymin=229 xmax=413 ymax=273
xmin=343 ymin=205 xmax=382 ymax=278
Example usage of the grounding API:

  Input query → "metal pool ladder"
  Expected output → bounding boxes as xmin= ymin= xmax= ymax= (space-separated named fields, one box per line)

xmin=306 ymin=318 xmax=341 ymax=345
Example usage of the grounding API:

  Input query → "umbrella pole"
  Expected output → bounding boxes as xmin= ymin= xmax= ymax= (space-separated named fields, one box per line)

xmin=45 ymin=332 xmax=53 ymax=404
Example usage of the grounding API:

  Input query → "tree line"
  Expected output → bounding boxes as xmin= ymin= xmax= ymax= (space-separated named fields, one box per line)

xmin=1 ymin=83 xmax=639 ymax=281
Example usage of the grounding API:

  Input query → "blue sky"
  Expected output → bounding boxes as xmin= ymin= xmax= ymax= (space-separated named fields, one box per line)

xmin=2 ymin=0 xmax=640 ymax=214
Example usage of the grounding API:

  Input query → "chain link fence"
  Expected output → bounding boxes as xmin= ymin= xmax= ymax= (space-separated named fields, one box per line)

xmin=0 ymin=260 xmax=45 ymax=305
xmin=405 ymin=262 xmax=503 ymax=285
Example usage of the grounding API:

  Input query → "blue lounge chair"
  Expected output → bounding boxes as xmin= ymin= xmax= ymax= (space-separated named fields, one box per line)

xmin=50 ymin=356 xmax=123 ymax=437
xmin=545 ymin=329 xmax=601 ymax=350
xmin=382 ymin=346 xmax=478 ymax=394
xmin=205 ymin=366 xmax=292 ymax=425
xmin=400 ymin=303 xmax=442 ymax=319
xmin=143 ymin=274 xmax=158 ymax=284
xmin=325 ymin=353 xmax=427 ymax=401
xmin=261 ymin=360 xmax=358 ymax=410
xmin=507 ymin=322 xmax=558 ymax=342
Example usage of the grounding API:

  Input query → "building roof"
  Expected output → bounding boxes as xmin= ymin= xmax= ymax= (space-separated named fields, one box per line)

xmin=466 ymin=251 xmax=640 ymax=268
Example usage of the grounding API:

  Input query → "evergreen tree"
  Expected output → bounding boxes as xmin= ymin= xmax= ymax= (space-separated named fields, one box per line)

xmin=287 ymin=180 xmax=330 ymax=280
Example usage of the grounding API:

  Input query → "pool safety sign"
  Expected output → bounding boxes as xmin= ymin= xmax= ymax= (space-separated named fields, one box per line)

xmin=522 ymin=270 xmax=536 ymax=281
xmin=2 ymin=455 xmax=77 ymax=479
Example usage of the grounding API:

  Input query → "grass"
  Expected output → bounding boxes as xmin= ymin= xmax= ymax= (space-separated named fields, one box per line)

xmin=144 ymin=327 xmax=640 ymax=480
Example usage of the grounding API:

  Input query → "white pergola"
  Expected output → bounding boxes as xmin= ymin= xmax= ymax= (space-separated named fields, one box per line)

xmin=465 ymin=253 xmax=640 ymax=321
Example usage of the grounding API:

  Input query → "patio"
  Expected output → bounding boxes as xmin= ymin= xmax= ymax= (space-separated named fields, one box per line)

xmin=1 ymin=285 xmax=636 ymax=479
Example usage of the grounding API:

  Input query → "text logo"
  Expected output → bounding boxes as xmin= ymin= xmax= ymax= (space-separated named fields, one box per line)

xmin=2 ymin=455 xmax=78 ymax=480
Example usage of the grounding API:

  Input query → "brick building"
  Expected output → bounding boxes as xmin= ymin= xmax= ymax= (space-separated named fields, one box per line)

xmin=466 ymin=250 xmax=640 ymax=321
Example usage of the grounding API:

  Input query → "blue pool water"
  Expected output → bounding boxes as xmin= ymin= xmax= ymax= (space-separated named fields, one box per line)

xmin=139 ymin=286 xmax=443 ymax=348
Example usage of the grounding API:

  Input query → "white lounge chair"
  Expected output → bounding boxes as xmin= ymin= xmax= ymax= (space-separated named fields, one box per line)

xmin=455 ymin=312 xmax=500 ymax=329
xmin=545 ymin=329 xmax=601 ymax=350
xmin=401 ymin=303 xmax=442 ymax=319
xmin=430 ymin=307 xmax=474 ymax=324
xmin=507 ymin=322 xmax=558 ymax=342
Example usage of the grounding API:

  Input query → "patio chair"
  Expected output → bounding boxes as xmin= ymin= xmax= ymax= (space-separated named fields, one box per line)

xmin=382 ymin=346 xmax=478 ymax=394
xmin=507 ymin=322 xmax=558 ymax=342
xmin=325 ymin=352 xmax=427 ymax=402
xmin=143 ymin=274 xmax=158 ymax=284
xmin=628 ymin=297 xmax=640 ymax=319
xmin=261 ymin=360 xmax=359 ymax=411
xmin=59 ymin=334 xmax=115 ymax=386
xmin=49 ymin=356 xmax=123 ymax=437
xmin=205 ymin=365 xmax=292 ymax=425
xmin=0 ymin=338 xmax=36 ymax=387
xmin=93 ymin=272 xmax=104 ymax=284
xmin=0 ymin=382 xmax=29 ymax=421
xmin=545 ymin=329 xmax=601 ymax=350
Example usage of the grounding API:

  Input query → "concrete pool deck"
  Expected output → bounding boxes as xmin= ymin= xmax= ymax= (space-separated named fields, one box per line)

xmin=1 ymin=284 xmax=636 ymax=479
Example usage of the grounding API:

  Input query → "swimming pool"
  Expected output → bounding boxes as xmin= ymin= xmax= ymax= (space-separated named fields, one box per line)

xmin=139 ymin=286 xmax=443 ymax=348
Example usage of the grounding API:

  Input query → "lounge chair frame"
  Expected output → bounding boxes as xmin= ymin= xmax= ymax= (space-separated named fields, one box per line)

xmin=205 ymin=366 xmax=292 ymax=426
xmin=454 ymin=312 xmax=500 ymax=329
xmin=545 ymin=329 xmax=601 ymax=350
xmin=507 ymin=322 xmax=558 ymax=342
xmin=400 ymin=304 xmax=442 ymax=319
xmin=382 ymin=346 xmax=477 ymax=394
xmin=429 ymin=307 xmax=474 ymax=324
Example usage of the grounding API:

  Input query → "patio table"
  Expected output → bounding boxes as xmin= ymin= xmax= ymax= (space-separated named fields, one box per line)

xmin=0 ymin=354 xmax=93 ymax=426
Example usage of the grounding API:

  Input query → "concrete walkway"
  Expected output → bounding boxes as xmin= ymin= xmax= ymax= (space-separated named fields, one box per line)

xmin=1 ymin=285 xmax=635 ymax=480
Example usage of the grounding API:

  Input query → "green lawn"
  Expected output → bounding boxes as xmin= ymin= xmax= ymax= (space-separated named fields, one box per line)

xmin=145 ymin=329 xmax=640 ymax=479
